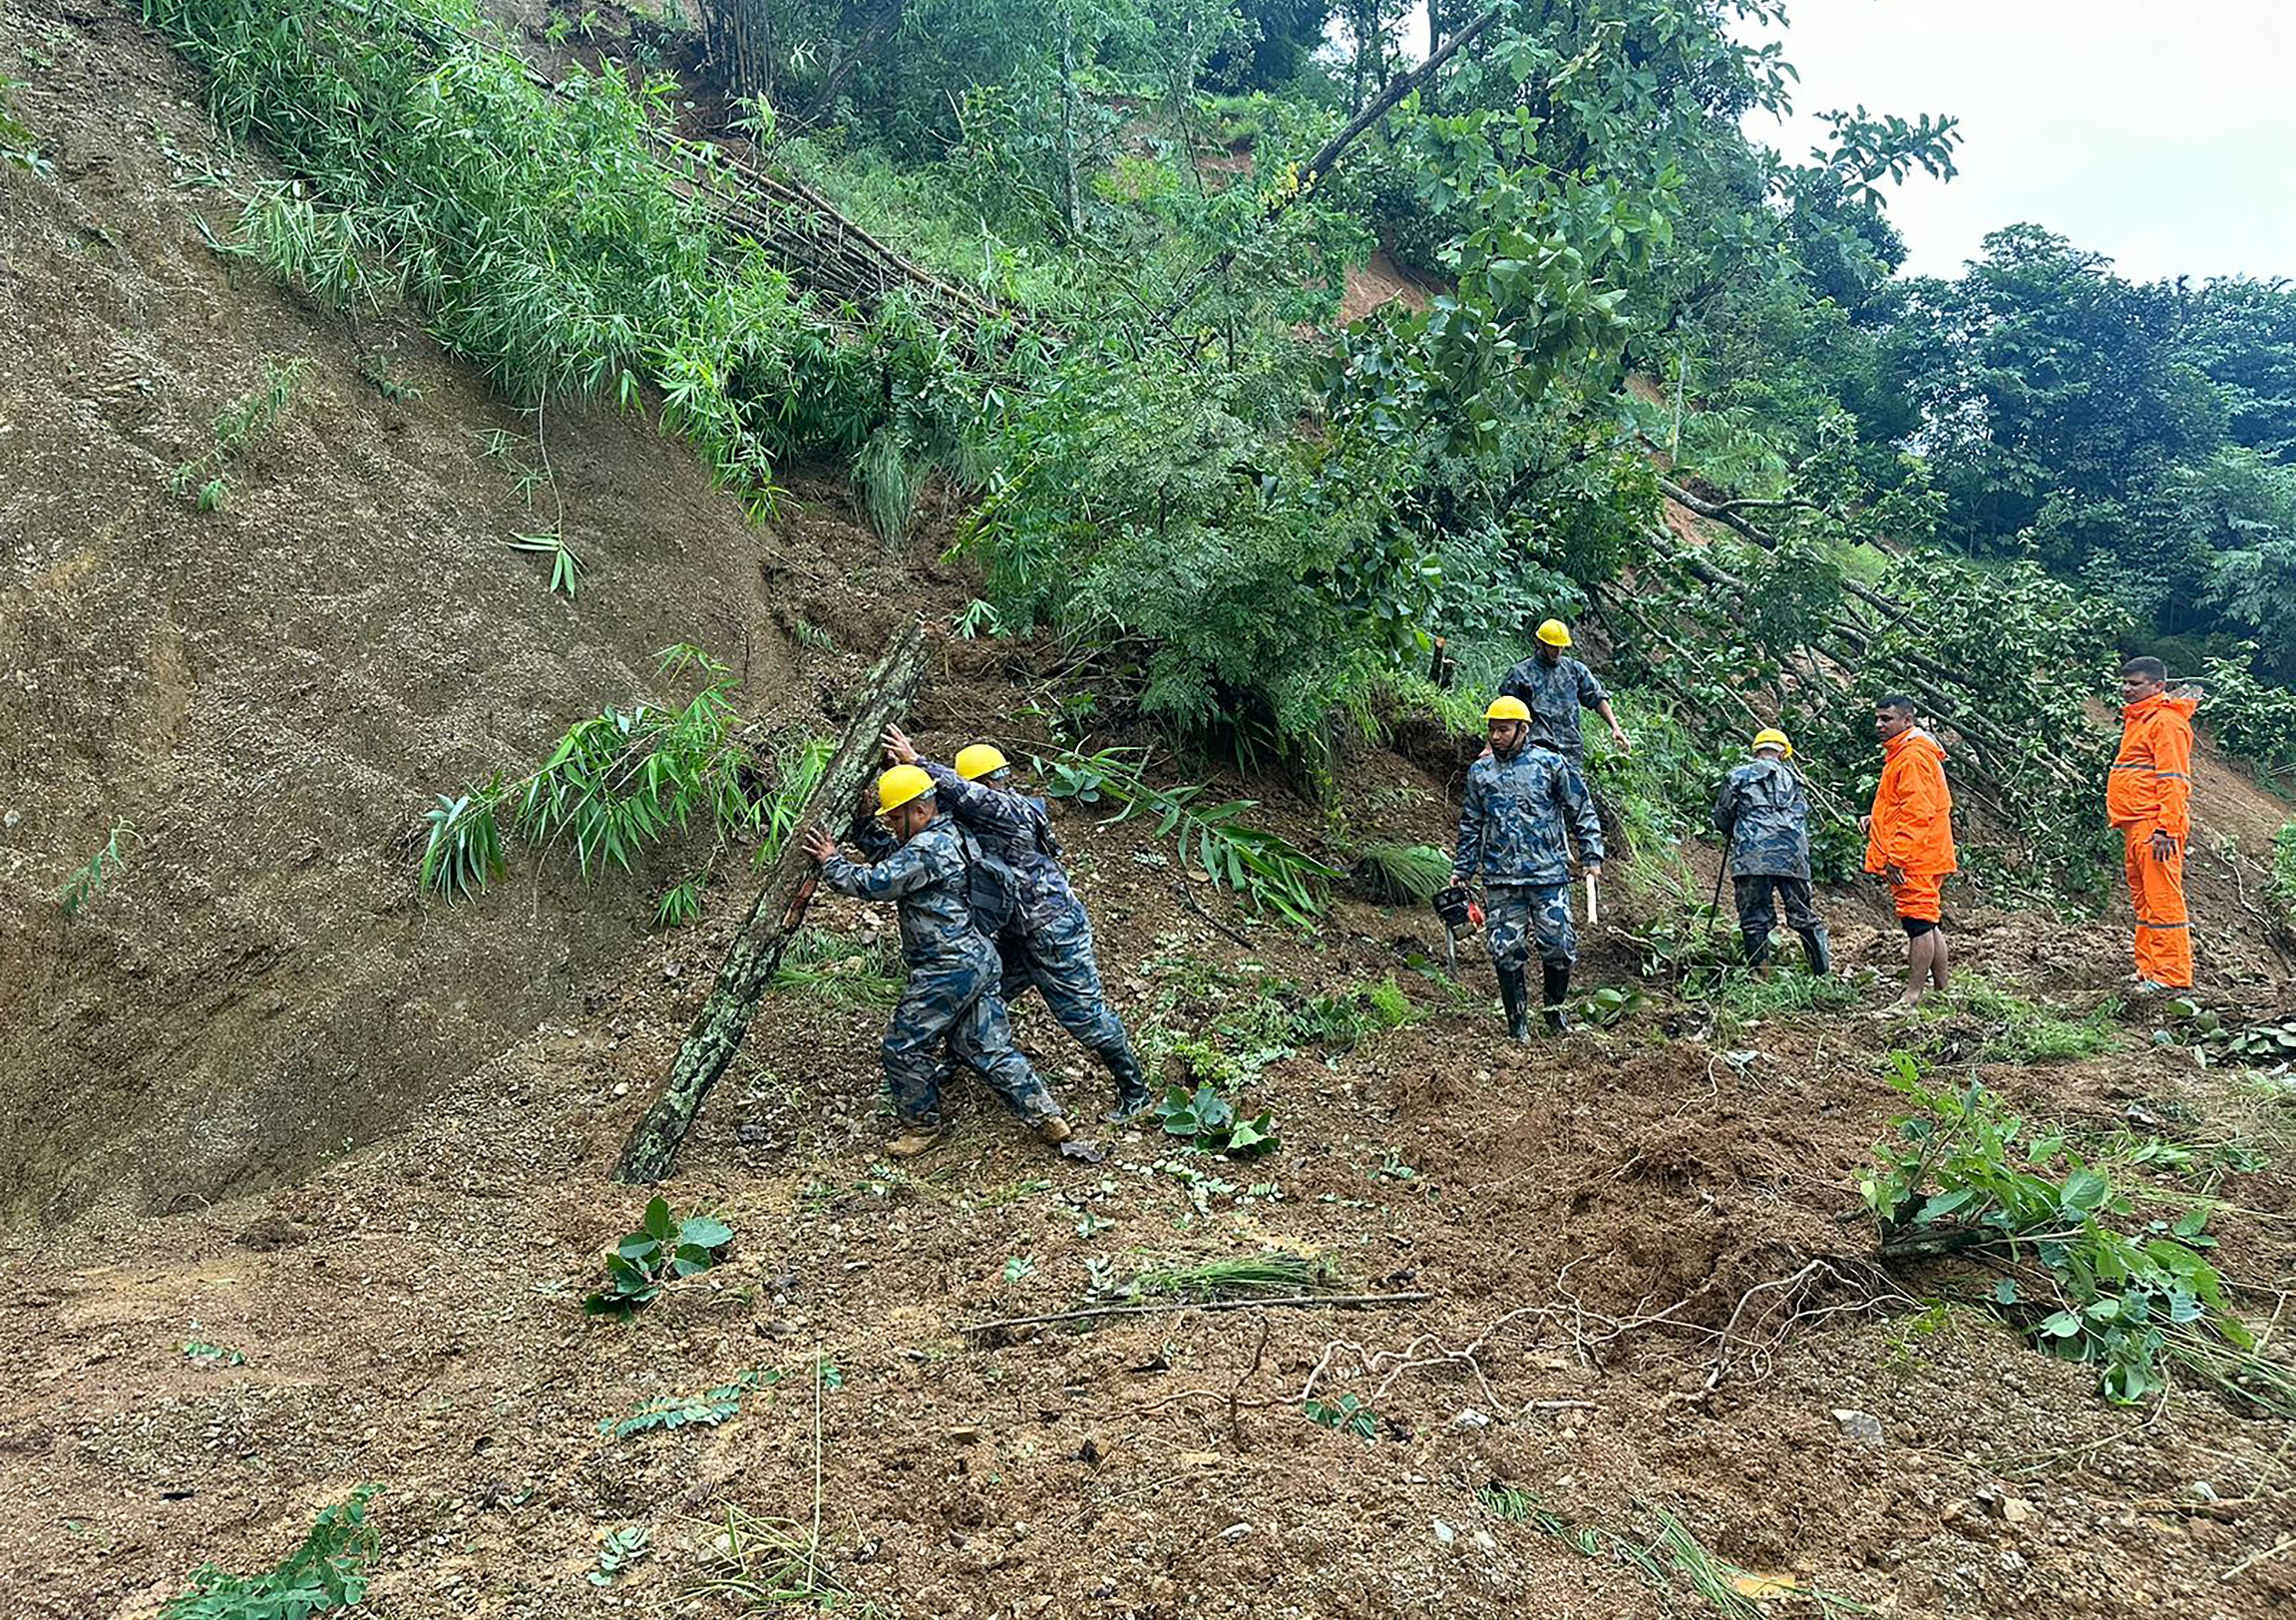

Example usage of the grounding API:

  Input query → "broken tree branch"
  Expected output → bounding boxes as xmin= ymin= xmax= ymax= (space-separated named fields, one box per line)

xmin=614 ymin=619 xmax=929 ymax=1183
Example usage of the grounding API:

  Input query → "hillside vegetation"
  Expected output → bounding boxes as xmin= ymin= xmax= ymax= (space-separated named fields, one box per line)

xmin=103 ymin=0 xmax=2296 ymax=882
xmin=2 ymin=0 xmax=2295 ymax=1616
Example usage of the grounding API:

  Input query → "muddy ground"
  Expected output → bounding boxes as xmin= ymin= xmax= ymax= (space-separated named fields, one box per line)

xmin=4 ymin=809 xmax=2294 ymax=1619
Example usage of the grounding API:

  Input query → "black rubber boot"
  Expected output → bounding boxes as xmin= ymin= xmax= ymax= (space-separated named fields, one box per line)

xmin=1101 ymin=1044 xmax=1155 ymax=1124
xmin=1742 ymin=932 xmax=1771 ymax=971
xmin=1542 ymin=961 xmax=1573 ymax=1033
xmin=1497 ymin=966 xmax=1531 ymax=1043
xmin=1798 ymin=925 xmax=1834 ymax=977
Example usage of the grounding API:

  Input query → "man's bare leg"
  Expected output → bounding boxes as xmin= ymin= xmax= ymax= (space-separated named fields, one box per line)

xmin=1927 ymin=927 xmax=1952 ymax=996
xmin=1892 ymin=930 xmax=1938 ymax=1010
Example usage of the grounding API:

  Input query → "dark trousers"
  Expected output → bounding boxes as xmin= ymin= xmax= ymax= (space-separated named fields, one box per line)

xmin=1733 ymin=874 xmax=1819 ymax=957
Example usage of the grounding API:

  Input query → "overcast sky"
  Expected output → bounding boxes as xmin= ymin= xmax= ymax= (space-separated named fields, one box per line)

xmin=1738 ymin=0 xmax=2296 ymax=283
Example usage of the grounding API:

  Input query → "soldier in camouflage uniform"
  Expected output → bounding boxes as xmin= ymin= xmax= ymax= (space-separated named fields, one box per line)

xmin=883 ymin=725 xmax=1153 ymax=1123
xmin=1712 ymin=730 xmax=1831 ymax=975
xmin=802 ymin=766 xmax=1073 ymax=1158
xmin=1497 ymin=619 xmax=1632 ymax=763
xmin=1453 ymin=696 xmax=1605 ymax=1040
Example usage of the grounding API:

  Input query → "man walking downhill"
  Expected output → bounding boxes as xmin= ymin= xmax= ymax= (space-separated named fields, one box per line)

xmin=802 ymin=766 xmax=1075 ymax=1158
xmin=1860 ymin=695 xmax=1957 ymax=1013
xmin=2108 ymin=656 xmax=2200 ymax=992
xmin=1452 ymin=696 xmax=1605 ymax=1041
xmin=1498 ymin=619 xmax=1633 ymax=764
xmin=1713 ymin=728 xmax=1831 ymax=976
xmin=882 ymin=725 xmax=1154 ymax=1123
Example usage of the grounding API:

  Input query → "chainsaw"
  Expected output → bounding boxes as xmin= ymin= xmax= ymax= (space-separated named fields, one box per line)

xmin=1432 ymin=883 xmax=1472 ymax=976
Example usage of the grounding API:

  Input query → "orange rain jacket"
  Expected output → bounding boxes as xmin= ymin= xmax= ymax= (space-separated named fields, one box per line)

xmin=1864 ymin=728 xmax=1957 ymax=876
xmin=2107 ymin=692 xmax=2198 ymax=843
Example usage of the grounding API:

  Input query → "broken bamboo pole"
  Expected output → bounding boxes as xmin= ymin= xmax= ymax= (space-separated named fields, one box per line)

xmin=614 ymin=619 xmax=929 ymax=1183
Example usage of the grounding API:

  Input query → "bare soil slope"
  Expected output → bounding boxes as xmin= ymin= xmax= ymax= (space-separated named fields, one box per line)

xmin=0 ymin=0 xmax=827 ymax=1225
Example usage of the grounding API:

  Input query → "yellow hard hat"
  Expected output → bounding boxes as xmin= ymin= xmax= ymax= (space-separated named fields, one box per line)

xmin=874 ymin=764 xmax=935 ymax=817
xmin=1485 ymin=696 xmax=1532 ymax=724
xmin=1536 ymin=619 xmax=1572 ymax=649
xmin=953 ymin=742 xmax=1010 ymax=781
xmin=1752 ymin=728 xmax=1792 ymax=758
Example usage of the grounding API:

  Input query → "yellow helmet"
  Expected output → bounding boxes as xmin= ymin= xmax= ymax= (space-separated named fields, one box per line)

xmin=1485 ymin=696 xmax=1532 ymax=724
xmin=953 ymin=742 xmax=1010 ymax=781
xmin=1752 ymin=728 xmax=1793 ymax=759
xmin=874 ymin=764 xmax=935 ymax=817
xmin=1535 ymin=619 xmax=1572 ymax=649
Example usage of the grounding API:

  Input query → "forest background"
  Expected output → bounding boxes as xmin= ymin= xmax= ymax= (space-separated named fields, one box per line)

xmin=119 ymin=0 xmax=2296 ymax=891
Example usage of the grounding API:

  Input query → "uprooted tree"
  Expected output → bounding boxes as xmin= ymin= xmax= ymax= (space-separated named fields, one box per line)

xmin=615 ymin=620 xmax=928 ymax=1183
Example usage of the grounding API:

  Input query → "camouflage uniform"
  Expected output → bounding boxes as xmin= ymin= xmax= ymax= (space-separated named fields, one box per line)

xmin=1711 ymin=755 xmax=1829 ymax=972
xmin=818 ymin=817 xmax=1061 ymax=1128
xmin=1454 ymin=742 xmax=1603 ymax=1036
xmin=1498 ymin=653 xmax=1608 ymax=762
xmin=1454 ymin=744 xmax=1605 ymax=966
xmin=918 ymin=762 xmax=1148 ymax=1114
xmin=1500 ymin=649 xmax=1628 ymax=855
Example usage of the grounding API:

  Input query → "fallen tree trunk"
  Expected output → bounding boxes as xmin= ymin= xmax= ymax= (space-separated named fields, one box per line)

xmin=1161 ymin=5 xmax=1502 ymax=321
xmin=614 ymin=619 xmax=928 ymax=1183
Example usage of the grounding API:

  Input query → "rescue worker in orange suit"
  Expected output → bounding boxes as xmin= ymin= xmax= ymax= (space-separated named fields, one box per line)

xmin=1858 ymin=693 xmax=1957 ymax=1013
xmin=2108 ymin=656 xmax=2200 ymax=991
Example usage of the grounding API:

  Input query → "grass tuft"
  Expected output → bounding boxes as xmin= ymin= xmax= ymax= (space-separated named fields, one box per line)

xmin=1135 ymin=1251 xmax=1331 ymax=1300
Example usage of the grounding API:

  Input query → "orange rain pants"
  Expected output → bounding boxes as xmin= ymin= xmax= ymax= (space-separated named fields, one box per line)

xmin=1889 ymin=871 xmax=1943 ymax=924
xmin=2123 ymin=827 xmax=2192 ymax=989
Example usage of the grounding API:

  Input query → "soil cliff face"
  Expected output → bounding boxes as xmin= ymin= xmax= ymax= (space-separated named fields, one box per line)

xmin=0 ymin=0 xmax=806 ymax=1225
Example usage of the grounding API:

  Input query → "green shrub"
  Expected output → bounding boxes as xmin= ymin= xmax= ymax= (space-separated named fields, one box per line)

xmin=1157 ymin=1082 xmax=1278 ymax=1157
xmin=418 ymin=648 xmax=824 ymax=916
xmin=585 ymin=1197 xmax=734 ymax=1316
xmin=144 ymin=0 xmax=962 ymax=516
xmin=163 ymin=1487 xmax=380 ymax=1619
xmin=2202 ymin=649 xmax=2296 ymax=783
xmin=1864 ymin=1057 xmax=2291 ymax=1413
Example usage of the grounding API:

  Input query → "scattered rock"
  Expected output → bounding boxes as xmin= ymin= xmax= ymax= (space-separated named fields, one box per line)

xmin=949 ymin=1425 xmax=982 ymax=1445
xmin=1472 ymin=1529 xmax=1499 ymax=1554
xmin=1831 ymin=1408 xmax=1885 ymax=1447
xmin=1452 ymin=1408 xmax=1492 ymax=1432
xmin=1999 ymin=1496 xmax=2036 ymax=1527
xmin=1432 ymin=1519 xmax=1457 ymax=1547
xmin=1219 ymin=1522 xmax=1253 ymax=1542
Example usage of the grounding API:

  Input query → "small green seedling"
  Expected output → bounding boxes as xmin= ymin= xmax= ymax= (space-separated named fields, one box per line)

xmin=1304 ymin=1392 xmax=1378 ymax=1442
xmin=589 ymin=1524 xmax=651 ymax=1585
xmin=1158 ymin=1083 xmax=1279 ymax=1157
xmin=584 ymin=1197 xmax=733 ymax=1315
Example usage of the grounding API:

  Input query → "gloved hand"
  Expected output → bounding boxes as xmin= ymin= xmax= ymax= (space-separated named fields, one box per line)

xmin=1467 ymin=901 xmax=1485 ymax=929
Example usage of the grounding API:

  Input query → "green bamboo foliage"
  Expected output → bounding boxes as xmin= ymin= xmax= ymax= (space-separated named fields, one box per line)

xmin=142 ymin=0 xmax=971 ymax=521
xmin=416 ymin=647 xmax=827 ymax=920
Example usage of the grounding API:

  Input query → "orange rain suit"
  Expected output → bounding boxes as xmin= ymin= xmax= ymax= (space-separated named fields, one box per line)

xmin=2107 ymin=692 xmax=2199 ymax=989
xmin=1864 ymin=728 xmax=1957 ymax=922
